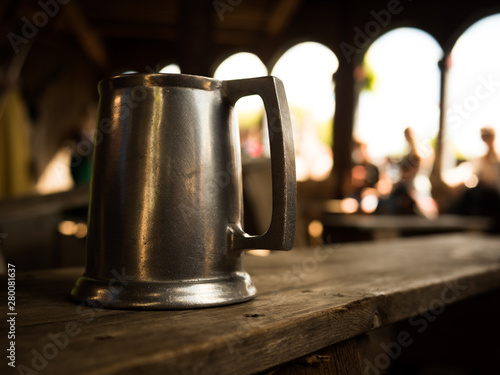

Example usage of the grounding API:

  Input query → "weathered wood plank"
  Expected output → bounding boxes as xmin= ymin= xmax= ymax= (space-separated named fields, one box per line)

xmin=2 ymin=233 xmax=500 ymax=375
xmin=270 ymin=337 xmax=367 ymax=375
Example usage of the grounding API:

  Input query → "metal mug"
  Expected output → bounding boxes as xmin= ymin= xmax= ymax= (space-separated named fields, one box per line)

xmin=70 ymin=73 xmax=296 ymax=309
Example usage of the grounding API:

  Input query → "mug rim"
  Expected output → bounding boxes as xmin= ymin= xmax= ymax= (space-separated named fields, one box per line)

xmin=99 ymin=73 xmax=222 ymax=92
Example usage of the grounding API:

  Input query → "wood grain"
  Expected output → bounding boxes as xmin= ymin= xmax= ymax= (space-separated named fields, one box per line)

xmin=2 ymin=233 xmax=500 ymax=375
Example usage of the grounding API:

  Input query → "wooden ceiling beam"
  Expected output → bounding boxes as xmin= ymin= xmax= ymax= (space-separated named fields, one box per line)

xmin=214 ymin=30 xmax=258 ymax=46
xmin=266 ymin=0 xmax=304 ymax=37
xmin=95 ymin=24 xmax=178 ymax=40
xmin=63 ymin=1 xmax=109 ymax=69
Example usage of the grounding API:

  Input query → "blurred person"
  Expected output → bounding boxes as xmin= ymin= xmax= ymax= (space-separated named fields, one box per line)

xmin=378 ymin=127 xmax=437 ymax=217
xmin=454 ymin=126 xmax=500 ymax=229
xmin=475 ymin=126 xmax=500 ymax=190
xmin=0 ymin=73 xmax=33 ymax=199
xmin=68 ymin=130 xmax=94 ymax=185
xmin=340 ymin=139 xmax=381 ymax=214
xmin=240 ymin=127 xmax=263 ymax=161
xmin=374 ymin=157 xmax=395 ymax=197
xmin=348 ymin=139 xmax=380 ymax=202
xmin=399 ymin=127 xmax=422 ymax=183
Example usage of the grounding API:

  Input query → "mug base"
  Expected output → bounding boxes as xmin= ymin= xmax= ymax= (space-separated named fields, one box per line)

xmin=70 ymin=271 xmax=257 ymax=310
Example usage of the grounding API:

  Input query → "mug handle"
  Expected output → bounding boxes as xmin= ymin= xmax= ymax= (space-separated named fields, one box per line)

xmin=223 ymin=76 xmax=296 ymax=251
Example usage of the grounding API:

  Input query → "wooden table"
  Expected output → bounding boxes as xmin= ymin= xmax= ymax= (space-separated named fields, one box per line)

xmin=0 ymin=185 xmax=89 ymax=226
xmin=321 ymin=214 xmax=493 ymax=242
xmin=3 ymin=233 xmax=500 ymax=374
xmin=0 ymin=186 xmax=90 ymax=270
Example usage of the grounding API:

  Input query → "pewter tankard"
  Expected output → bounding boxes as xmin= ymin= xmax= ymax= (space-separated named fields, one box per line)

xmin=71 ymin=73 xmax=296 ymax=309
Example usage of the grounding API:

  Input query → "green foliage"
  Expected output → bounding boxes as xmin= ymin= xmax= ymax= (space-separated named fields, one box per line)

xmin=237 ymin=111 xmax=263 ymax=130
xmin=363 ymin=64 xmax=376 ymax=92
xmin=361 ymin=58 xmax=376 ymax=92
xmin=317 ymin=118 xmax=333 ymax=147
xmin=290 ymin=105 xmax=333 ymax=148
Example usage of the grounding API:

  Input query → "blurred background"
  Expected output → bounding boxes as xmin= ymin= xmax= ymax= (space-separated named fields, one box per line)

xmin=1 ymin=0 xmax=500 ymax=271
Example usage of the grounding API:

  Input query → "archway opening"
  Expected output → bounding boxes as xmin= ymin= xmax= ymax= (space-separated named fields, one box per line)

xmin=446 ymin=14 xmax=500 ymax=165
xmin=271 ymin=42 xmax=338 ymax=181
xmin=354 ymin=27 xmax=442 ymax=215
xmin=214 ymin=52 xmax=268 ymax=159
xmin=353 ymin=27 xmax=443 ymax=211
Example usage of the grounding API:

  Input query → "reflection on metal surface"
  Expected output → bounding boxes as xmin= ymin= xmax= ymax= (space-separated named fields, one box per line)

xmin=71 ymin=73 xmax=296 ymax=309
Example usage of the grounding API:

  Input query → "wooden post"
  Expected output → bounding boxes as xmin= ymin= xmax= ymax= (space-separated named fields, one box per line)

xmin=178 ymin=0 xmax=214 ymax=76
xmin=431 ymin=54 xmax=451 ymax=181
xmin=430 ymin=53 xmax=455 ymax=211
xmin=331 ymin=61 xmax=360 ymax=199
